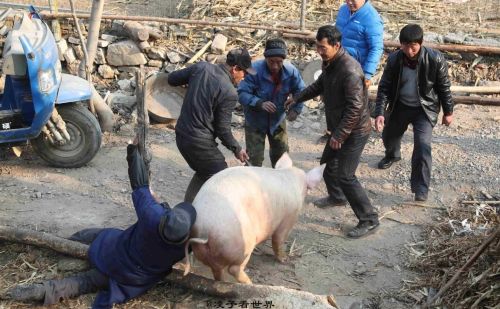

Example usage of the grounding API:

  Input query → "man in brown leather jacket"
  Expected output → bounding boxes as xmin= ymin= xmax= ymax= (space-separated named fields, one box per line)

xmin=286 ymin=25 xmax=379 ymax=238
xmin=374 ymin=24 xmax=453 ymax=202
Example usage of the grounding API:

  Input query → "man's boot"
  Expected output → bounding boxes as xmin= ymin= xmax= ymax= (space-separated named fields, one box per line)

xmin=184 ymin=174 xmax=207 ymax=203
xmin=6 ymin=283 xmax=46 ymax=303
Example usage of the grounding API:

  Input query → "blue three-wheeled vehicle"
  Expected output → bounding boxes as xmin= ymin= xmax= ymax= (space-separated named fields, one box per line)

xmin=0 ymin=7 xmax=101 ymax=168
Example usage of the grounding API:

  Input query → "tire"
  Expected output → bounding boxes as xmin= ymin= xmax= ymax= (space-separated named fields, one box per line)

xmin=31 ymin=104 xmax=102 ymax=168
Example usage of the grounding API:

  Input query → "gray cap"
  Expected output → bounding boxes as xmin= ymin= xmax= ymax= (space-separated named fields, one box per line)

xmin=159 ymin=202 xmax=197 ymax=244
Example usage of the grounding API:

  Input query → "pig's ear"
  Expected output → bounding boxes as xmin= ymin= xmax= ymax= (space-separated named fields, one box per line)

xmin=275 ymin=152 xmax=293 ymax=169
xmin=306 ymin=164 xmax=325 ymax=189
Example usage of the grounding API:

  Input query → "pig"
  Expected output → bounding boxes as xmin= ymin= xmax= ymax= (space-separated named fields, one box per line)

xmin=183 ymin=153 xmax=325 ymax=284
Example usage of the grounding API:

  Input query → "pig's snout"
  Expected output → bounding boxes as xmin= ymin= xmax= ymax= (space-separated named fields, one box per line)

xmin=183 ymin=238 xmax=208 ymax=276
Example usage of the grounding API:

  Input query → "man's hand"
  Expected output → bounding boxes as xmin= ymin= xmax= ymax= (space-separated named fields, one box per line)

xmin=284 ymin=97 xmax=296 ymax=110
xmin=260 ymin=101 xmax=277 ymax=113
xmin=375 ymin=116 xmax=385 ymax=132
xmin=235 ymin=149 xmax=249 ymax=163
xmin=287 ymin=110 xmax=299 ymax=121
xmin=329 ymin=136 xmax=342 ymax=150
xmin=364 ymin=79 xmax=372 ymax=88
xmin=442 ymin=114 xmax=453 ymax=126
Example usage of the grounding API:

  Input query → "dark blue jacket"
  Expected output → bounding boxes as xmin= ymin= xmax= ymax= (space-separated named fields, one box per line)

xmin=335 ymin=1 xmax=384 ymax=79
xmin=87 ymin=187 xmax=194 ymax=309
xmin=168 ymin=62 xmax=242 ymax=154
xmin=238 ymin=59 xmax=305 ymax=134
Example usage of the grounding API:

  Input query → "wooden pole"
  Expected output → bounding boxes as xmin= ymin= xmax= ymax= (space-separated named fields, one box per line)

xmin=368 ymin=85 xmax=500 ymax=94
xmin=368 ymin=93 xmax=500 ymax=106
xmin=300 ymin=0 xmax=307 ymax=31
xmin=135 ymin=66 xmax=151 ymax=172
xmin=283 ymin=33 xmax=500 ymax=55
xmin=40 ymin=11 xmax=314 ymax=36
xmin=187 ymin=40 xmax=212 ymax=64
xmin=383 ymin=40 xmax=500 ymax=56
xmin=77 ymin=0 xmax=105 ymax=79
xmin=40 ymin=11 xmax=500 ymax=55
xmin=68 ymin=0 xmax=95 ymax=114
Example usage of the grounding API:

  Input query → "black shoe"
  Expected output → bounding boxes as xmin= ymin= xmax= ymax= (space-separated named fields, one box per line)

xmin=346 ymin=221 xmax=380 ymax=238
xmin=6 ymin=283 xmax=46 ymax=302
xmin=313 ymin=196 xmax=348 ymax=208
xmin=415 ymin=192 xmax=428 ymax=202
xmin=377 ymin=157 xmax=401 ymax=169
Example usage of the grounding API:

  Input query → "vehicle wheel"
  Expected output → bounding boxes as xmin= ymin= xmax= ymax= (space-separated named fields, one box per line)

xmin=31 ymin=104 xmax=102 ymax=168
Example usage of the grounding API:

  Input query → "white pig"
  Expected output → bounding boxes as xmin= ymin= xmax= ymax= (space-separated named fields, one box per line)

xmin=183 ymin=153 xmax=325 ymax=284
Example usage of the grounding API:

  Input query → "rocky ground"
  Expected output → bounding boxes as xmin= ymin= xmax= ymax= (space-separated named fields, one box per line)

xmin=0 ymin=100 xmax=498 ymax=308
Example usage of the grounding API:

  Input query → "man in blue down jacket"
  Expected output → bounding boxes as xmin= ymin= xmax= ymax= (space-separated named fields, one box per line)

xmin=7 ymin=141 xmax=197 ymax=309
xmin=335 ymin=0 xmax=384 ymax=85
xmin=238 ymin=39 xmax=305 ymax=167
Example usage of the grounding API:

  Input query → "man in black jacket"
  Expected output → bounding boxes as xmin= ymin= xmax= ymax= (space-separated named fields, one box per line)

xmin=374 ymin=24 xmax=454 ymax=202
xmin=168 ymin=48 xmax=253 ymax=203
xmin=286 ymin=25 xmax=379 ymax=238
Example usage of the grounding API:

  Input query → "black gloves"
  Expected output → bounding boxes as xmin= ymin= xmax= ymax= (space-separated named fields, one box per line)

xmin=126 ymin=143 xmax=149 ymax=190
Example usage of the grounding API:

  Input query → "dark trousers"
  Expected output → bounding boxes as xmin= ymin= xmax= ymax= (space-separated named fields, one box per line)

xmin=176 ymin=133 xmax=228 ymax=202
xmin=382 ymin=105 xmax=433 ymax=195
xmin=43 ymin=228 xmax=108 ymax=305
xmin=321 ymin=132 xmax=378 ymax=224
xmin=245 ymin=121 xmax=288 ymax=167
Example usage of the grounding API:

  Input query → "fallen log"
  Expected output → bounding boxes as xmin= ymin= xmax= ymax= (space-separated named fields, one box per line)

xmin=0 ymin=226 xmax=335 ymax=308
xmin=0 ymin=225 xmax=88 ymax=259
xmin=165 ymin=271 xmax=335 ymax=309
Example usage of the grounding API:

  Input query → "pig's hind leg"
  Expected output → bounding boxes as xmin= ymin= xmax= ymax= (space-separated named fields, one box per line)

xmin=192 ymin=243 xmax=226 ymax=281
xmin=227 ymin=253 xmax=253 ymax=284
xmin=272 ymin=214 xmax=299 ymax=263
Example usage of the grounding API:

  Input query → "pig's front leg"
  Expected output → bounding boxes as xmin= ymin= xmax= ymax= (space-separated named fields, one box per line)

xmin=271 ymin=214 xmax=299 ymax=263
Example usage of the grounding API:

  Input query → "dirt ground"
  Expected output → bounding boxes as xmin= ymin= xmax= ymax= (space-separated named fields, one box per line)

xmin=0 ymin=100 xmax=499 ymax=308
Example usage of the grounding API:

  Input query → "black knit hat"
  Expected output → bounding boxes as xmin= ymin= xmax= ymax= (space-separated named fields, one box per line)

xmin=226 ymin=48 xmax=256 ymax=75
xmin=264 ymin=38 xmax=287 ymax=59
